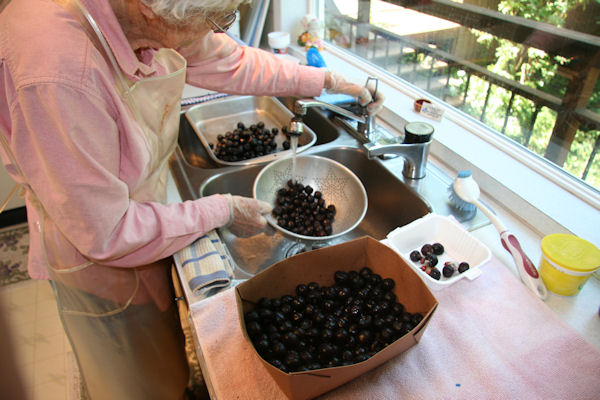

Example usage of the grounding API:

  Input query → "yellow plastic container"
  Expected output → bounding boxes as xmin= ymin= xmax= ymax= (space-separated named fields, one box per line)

xmin=539 ymin=234 xmax=600 ymax=296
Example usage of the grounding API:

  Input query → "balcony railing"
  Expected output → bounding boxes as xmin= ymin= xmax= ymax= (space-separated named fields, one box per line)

xmin=324 ymin=0 xmax=600 ymax=189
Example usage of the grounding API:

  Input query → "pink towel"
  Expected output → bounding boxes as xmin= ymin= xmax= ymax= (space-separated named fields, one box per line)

xmin=190 ymin=257 xmax=600 ymax=399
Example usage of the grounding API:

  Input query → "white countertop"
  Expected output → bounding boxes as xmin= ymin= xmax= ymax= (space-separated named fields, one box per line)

xmin=429 ymin=154 xmax=600 ymax=349
xmin=470 ymin=222 xmax=600 ymax=348
xmin=167 ymin=157 xmax=600 ymax=351
xmin=171 ymin=85 xmax=600 ymax=351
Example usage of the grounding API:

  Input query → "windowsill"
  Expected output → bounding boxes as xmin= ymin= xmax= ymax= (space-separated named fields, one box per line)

xmin=294 ymin=43 xmax=599 ymax=247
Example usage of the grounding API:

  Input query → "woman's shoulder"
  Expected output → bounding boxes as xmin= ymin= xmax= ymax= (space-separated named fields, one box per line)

xmin=1 ymin=0 xmax=112 ymax=97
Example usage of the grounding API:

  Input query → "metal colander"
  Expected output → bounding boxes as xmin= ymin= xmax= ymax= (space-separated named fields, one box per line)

xmin=253 ymin=155 xmax=368 ymax=241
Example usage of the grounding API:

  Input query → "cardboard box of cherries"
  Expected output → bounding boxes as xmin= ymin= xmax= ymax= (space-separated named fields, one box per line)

xmin=235 ymin=236 xmax=438 ymax=400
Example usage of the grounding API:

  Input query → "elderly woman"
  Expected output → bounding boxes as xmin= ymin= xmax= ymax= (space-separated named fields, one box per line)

xmin=0 ymin=0 xmax=382 ymax=398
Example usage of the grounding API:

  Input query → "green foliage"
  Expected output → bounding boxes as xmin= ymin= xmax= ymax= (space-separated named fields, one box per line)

xmin=465 ymin=0 xmax=599 ymax=189
xmin=528 ymin=108 xmax=556 ymax=156
xmin=326 ymin=0 xmax=600 ymax=189
xmin=565 ymin=129 xmax=599 ymax=187
xmin=498 ymin=0 xmax=585 ymax=26
xmin=589 ymin=78 xmax=600 ymax=113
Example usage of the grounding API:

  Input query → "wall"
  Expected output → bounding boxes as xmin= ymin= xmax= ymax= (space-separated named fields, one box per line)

xmin=268 ymin=0 xmax=320 ymax=40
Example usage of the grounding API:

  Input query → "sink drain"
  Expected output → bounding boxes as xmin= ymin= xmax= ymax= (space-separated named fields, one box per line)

xmin=284 ymin=241 xmax=329 ymax=258
xmin=285 ymin=242 xmax=307 ymax=258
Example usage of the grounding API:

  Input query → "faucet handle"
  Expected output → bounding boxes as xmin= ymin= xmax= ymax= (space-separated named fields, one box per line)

xmin=363 ymin=77 xmax=378 ymax=114
xmin=357 ymin=77 xmax=378 ymax=140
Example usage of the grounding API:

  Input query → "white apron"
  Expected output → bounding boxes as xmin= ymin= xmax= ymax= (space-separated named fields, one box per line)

xmin=0 ymin=0 xmax=191 ymax=398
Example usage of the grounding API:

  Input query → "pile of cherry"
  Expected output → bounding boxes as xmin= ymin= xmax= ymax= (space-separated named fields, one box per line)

xmin=209 ymin=121 xmax=293 ymax=162
xmin=272 ymin=180 xmax=336 ymax=237
xmin=409 ymin=243 xmax=470 ymax=280
xmin=243 ymin=267 xmax=424 ymax=373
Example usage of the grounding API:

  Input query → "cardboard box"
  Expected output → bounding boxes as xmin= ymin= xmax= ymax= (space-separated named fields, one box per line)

xmin=235 ymin=236 xmax=438 ymax=400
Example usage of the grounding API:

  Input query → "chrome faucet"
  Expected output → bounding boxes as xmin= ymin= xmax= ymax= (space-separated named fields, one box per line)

xmin=334 ymin=114 xmax=432 ymax=179
xmin=288 ymin=77 xmax=432 ymax=180
xmin=287 ymin=77 xmax=377 ymax=140
xmin=362 ymin=140 xmax=431 ymax=179
xmin=288 ymin=98 xmax=375 ymax=139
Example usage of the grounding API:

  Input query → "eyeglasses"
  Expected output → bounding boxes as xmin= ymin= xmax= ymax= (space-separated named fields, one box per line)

xmin=206 ymin=10 xmax=237 ymax=33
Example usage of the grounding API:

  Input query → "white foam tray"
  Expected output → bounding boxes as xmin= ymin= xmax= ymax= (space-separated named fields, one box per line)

xmin=385 ymin=214 xmax=491 ymax=289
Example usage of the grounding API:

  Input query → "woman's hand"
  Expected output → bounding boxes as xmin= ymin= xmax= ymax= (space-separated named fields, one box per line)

xmin=224 ymin=194 xmax=272 ymax=237
xmin=324 ymin=71 xmax=385 ymax=115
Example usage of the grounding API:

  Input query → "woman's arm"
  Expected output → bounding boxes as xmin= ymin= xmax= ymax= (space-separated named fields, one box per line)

xmin=179 ymin=33 xmax=384 ymax=113
xmin=180 ymin=32 xmax=326 ymax=98
xmin=11 ymin=82 xmax=231 ymax=267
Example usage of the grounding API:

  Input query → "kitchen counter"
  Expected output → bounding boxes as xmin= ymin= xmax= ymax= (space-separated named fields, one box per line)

xmin=428 ymin=153 xmax=600 ymax=349
xmin=184 ymin=258 xmax=600 ymax=399
xmin=167 ymin=120 xmax=599 ymax=351
xmin=167 ymin=162 xmax=600 ymax=350
xmin=168 ymin=84 xmax=600 ymax=396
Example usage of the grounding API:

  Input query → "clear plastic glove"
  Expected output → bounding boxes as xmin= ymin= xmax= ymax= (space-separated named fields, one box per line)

xmin=224 ymin=194 xmax=272 ymax=238
xmin=325 ymin=71 xmax=385 ymax=115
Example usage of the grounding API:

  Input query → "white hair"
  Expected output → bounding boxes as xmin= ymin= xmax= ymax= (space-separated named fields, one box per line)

xmin=141 ymin=0 xmax=248 ymax=24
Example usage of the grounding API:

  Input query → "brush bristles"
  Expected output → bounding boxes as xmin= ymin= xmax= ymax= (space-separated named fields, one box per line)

xmin=448 ymin=185 xmax=477 ymax=212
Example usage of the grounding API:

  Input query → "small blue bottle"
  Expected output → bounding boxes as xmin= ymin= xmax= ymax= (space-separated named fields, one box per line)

xmin=306 ymin=46 xmax=327 ymax=68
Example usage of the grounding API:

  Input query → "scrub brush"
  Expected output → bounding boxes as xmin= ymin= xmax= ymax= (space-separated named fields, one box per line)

xmin=449 ymin=170 xmax=548 ymax=300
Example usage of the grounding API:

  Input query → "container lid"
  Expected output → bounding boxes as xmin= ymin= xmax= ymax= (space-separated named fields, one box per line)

xmin=268 ymin=32 xmax=290 ymax=49
xmin=541 ymin=234 xmax=600 ymax=272
xmin=405 ymin=122 xmax=434 ymax=136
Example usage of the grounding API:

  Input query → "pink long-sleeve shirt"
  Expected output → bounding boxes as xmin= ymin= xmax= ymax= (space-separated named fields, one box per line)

xmin=0 ymin=0 xmax=325 ymax=280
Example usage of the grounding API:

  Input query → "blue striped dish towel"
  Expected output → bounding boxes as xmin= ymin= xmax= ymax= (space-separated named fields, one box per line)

xmin=174 ymin=230 xmax=235 ymax=299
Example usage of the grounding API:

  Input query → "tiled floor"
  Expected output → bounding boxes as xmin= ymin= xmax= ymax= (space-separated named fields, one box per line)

xmin=0 ymin=279 xmax=74 ymax=400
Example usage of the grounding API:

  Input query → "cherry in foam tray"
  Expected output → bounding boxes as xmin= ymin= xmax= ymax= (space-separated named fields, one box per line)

xmin=385 ymin=214 xmax=491 ymax=289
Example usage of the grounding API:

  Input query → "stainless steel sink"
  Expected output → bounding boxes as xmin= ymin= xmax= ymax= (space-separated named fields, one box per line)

xmin=169 ymin=96 xmax=487 ymax=277
xmin=199 ymin=146 xmax=431 ymax=275
xmin=176 ymin=98 xmax=340 ymax=170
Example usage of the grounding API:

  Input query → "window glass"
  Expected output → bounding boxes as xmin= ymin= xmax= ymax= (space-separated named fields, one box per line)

xmin=323 ymin=0 xmax=600 ymax=191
